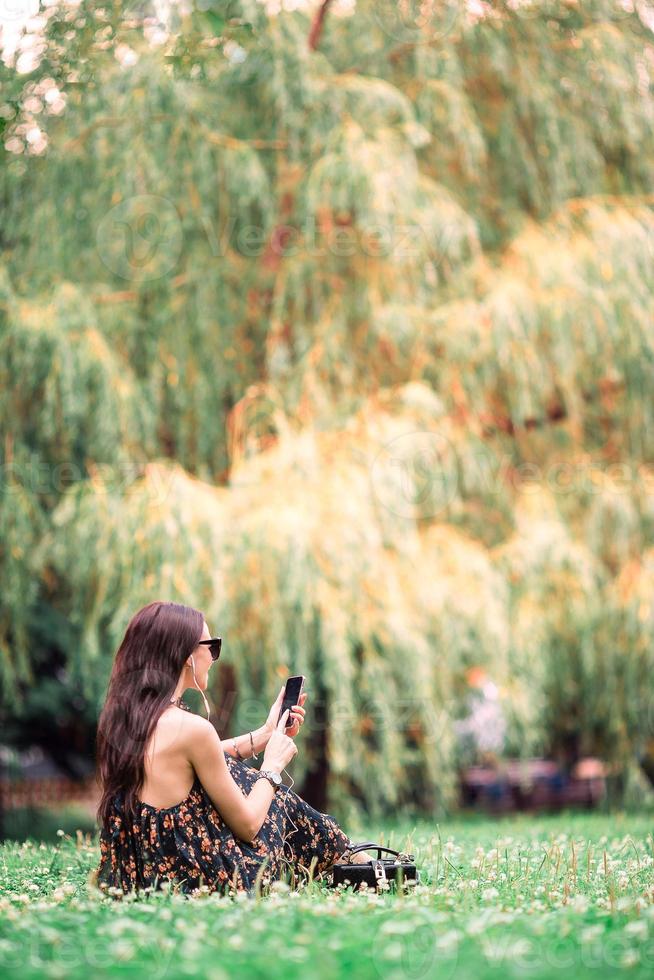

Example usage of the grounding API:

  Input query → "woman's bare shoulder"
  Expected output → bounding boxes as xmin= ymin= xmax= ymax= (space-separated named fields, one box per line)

xmin=164 ymin=708 xmax=218 ymax=741
xmin=155 ymin=706 xmax=215 ymax=739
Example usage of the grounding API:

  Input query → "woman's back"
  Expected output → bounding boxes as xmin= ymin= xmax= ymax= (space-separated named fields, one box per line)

xmin=138 ymin=705 xmax=197 ymax=809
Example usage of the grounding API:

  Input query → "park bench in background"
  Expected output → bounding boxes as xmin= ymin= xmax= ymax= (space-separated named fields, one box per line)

xmin=460 ymin=757 xmax=606 ymax=812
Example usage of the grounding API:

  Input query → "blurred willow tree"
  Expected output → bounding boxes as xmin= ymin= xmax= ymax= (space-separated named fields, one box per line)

xmin=1 ymin=0 xmax=654 ymax=817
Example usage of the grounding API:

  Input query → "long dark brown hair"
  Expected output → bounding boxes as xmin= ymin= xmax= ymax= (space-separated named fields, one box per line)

xmin=95 ymin=600 xmax=205 ymax=828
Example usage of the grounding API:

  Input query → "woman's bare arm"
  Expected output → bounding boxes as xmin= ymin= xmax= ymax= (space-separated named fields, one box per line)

xmin=222 ymin=725 xmax=271 ymax=759
xmin=186 ymin=716 xmax=278 ymax=844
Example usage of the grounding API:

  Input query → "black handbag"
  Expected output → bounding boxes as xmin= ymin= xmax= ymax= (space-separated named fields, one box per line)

xmin=326 ymin=841 xmax=420 ymax=892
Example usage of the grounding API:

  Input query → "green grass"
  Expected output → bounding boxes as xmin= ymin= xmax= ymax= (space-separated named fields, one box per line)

xmin=2 ymin=804 xmax=98 ymax=844
xmin=2 ymin=811 xmax=654 ymax=978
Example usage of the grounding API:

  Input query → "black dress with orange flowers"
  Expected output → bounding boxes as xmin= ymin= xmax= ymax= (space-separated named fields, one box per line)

xmin=93 ymin=755 xmax=354 ymax=897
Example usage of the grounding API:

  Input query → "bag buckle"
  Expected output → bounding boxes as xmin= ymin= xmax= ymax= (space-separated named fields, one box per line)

xmin=372 ymin=860 xmax=388 ymax=890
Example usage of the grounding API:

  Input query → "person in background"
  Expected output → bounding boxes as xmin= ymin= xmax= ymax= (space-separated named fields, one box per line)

xmin=454 ymin=665 xmax=507 ymax=767
xmin=454 ymin=665 xmax=511 ymax=809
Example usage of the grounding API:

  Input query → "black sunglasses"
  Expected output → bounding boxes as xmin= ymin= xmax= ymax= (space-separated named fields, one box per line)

xmin=198 ymin=637 xmax=222 ymax=661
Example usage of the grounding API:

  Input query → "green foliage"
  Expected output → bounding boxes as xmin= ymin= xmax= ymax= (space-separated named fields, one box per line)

xmin=1 ymin=0 xmax=654 ymax=816
xmin=2 ymin=804 xmax=97 ymax=844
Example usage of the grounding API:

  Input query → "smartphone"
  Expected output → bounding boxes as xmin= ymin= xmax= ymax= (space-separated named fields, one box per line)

xmin=278 ymin=675 xmax=305 ymax=729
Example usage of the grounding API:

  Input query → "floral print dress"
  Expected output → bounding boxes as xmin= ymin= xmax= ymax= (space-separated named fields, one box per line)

xmin=93 ymin=755 xmax=354 ymax=898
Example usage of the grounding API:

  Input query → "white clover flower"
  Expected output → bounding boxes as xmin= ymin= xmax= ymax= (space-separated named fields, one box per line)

xmin=114 ymin=940 xmax=135 ymax=961
xmin=624 ymin=920 xmax=648 ymax=939
xmin=581 ymin=925 xmax=603 ymax=944
xmin=436 ymin=929 xmax=461 ymax=952
xmin=380 ymin=920 xmax=417 ymax=935
xmin=466 ymin=917 xmax=488 ymax=936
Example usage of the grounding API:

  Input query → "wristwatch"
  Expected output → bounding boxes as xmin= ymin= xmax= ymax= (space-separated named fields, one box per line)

xmin=256 ymin=770 xmax=283 ymax=791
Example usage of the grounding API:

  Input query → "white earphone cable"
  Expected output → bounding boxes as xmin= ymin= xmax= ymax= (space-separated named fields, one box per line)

xmin=189 ymin=655 xmax=212 ymax=720
xmin=276 ymin=768 xmax=302 ymax=874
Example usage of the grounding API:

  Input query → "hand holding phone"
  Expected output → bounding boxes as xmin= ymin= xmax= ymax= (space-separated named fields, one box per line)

xmin=278 ymin=675 xmax=305 ymax=729
xmin=262 ymin=707 xmax=298 ymax=774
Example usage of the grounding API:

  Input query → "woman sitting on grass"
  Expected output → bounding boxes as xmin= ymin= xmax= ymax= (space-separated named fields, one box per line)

xmin=91 ymin=600 xmax=368 ymax=897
